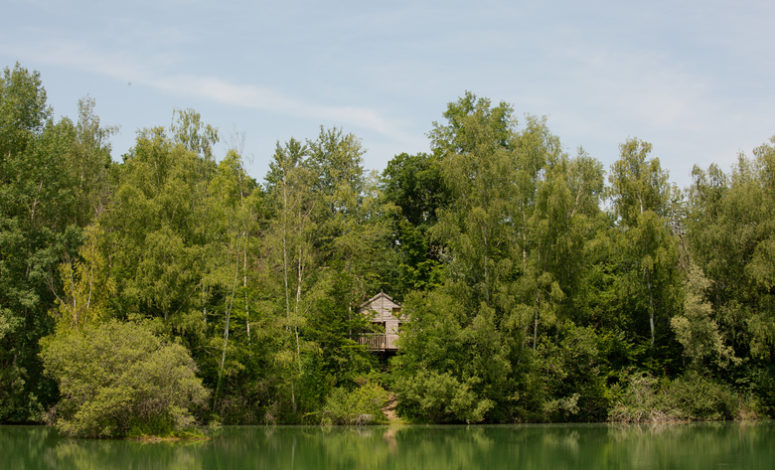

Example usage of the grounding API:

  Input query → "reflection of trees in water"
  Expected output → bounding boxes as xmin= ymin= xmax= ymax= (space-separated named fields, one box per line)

xmin=49 ymin=439 xmax=204 ymax=470
xmin=0 ymin=426 xmax=207 ymax=470
xmin=384 ymin=426 xmax=494 ymax=470
xmin=1 ymin=426 xmax=55 ymax=468
xmin=199 ymin=425 xmax=490 ymax=469
xmin=605 ymin=422 xmax=769 ymax=470
xmin=2 ymin=423 xmax=773 ymax=469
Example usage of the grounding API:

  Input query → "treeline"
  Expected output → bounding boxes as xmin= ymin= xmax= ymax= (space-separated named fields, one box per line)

xmin=2 ymin=63 xmax=774 ymax=431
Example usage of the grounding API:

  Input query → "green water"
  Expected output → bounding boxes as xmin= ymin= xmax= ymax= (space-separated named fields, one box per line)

xmin=2 ymin=423 xmax=773 ymax=469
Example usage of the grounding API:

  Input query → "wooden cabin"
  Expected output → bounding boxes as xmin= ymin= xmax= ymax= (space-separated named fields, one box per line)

xmin=358 ymin=292 xmax=407 ymax=352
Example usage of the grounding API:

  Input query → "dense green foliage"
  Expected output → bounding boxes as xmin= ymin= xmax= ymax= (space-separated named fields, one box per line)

xmin=0 ymin=64 xmax=113 ymax=422
xmin=39 ymin=319 xmax=208 ymax=437
xmin=608 ymin=371 xmax=742 ymax=423
xmin=321 ymin=380 xmax=390 ymax=425
xmin=2 ymin=64 xmax=774 ymax=431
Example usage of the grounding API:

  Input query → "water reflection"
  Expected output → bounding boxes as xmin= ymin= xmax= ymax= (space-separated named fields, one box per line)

xmin=1 ymin=422 xmax=773 ymax=469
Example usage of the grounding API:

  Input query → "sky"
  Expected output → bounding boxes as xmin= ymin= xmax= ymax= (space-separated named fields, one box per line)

xmin=2 ymin=0 xmax=773 ymax=187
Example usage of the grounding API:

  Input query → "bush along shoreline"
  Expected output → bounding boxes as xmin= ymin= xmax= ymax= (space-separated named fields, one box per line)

xmin=40 ymin=320 xmax=208 ymax=439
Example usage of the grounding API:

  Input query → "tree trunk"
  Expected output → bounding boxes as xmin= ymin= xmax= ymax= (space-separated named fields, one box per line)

xmin=294 ymin=247 xmax=303 ymax=374
xmin=214 ymin=243 xmax=240 ymax=410
xmin=647 ymin=277 xmax=655 ymax=346
xmin=243 ymin=232 xmax=250 ymax=342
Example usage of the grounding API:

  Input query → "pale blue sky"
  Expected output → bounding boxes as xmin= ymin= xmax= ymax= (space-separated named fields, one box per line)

xmin=3 ymin=0 xmax=773 ymax=186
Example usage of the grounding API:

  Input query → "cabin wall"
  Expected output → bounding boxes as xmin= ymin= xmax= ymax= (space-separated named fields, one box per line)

xmin=359 ymin=293 xmax=405 ymax=351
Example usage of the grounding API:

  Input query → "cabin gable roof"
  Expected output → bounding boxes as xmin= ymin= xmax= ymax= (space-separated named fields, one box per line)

xmin=358 ymin=291 xmax=406 ymax=322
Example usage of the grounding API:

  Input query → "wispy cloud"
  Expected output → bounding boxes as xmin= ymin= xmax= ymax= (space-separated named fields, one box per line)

xmin=1 ymin=40 xmax=418 ymax=146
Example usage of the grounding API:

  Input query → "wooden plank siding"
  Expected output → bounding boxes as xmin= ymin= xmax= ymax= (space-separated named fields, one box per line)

xmin=357 ymin=292 xmax=406 ymax=352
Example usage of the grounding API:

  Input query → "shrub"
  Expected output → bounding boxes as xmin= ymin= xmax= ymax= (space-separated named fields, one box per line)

xmin=608 ymin=372 xmax=673 ymax=423
xmin=321 ymin=382 xmax=389 ymax=425
xmin=608 ymin=371 xmax=740 ymax=423
xmin=40 ymin=320 xmax=208 ymax=437
xmin=394 ymin=370 xmax=493 ymax=424
xmin=665 ymin=372 xmax=738 ymax=420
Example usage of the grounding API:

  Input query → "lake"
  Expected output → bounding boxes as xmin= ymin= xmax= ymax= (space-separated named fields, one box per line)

xmin=2 ymin=422 xmax=772 ymax=469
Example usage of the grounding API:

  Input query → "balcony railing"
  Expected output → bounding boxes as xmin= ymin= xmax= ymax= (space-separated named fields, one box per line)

xmin=358 ymin=333 xmax=399 ymax=350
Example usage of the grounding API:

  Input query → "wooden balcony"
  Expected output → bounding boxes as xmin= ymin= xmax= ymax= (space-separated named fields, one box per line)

xmin=358 ymin=333 xmax=400 ymax=351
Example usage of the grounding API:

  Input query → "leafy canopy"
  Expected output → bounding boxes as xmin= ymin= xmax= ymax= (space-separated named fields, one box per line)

xmin=40 ymin=320 xmax=208 ymax=437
